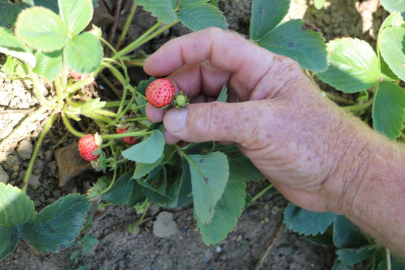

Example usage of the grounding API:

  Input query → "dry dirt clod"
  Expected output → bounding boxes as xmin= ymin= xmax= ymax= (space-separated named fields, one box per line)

xmin=0 ymin=164 xmax=9 ymax=184
xmin=153 ymin=212 xmax=178 ymax=238
xmin=17 ymin=139 xmax=33 ymax=160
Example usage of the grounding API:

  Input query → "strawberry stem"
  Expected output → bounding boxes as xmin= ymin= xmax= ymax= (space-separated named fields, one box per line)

xmin=22 ymin=114 xmax=57 ymax=193
xmin=62 ymin=112 xmax=86 ymax=138
xmin=115 ymin=3 xmax=138 ymax=51
xmin=101 ymin=131 xmax=151 ymax=140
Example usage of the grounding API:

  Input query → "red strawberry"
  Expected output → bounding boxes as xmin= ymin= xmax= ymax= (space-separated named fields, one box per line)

xmin=78 ymin=135 xmax=100 ymax=161
xmin=146 ymin=78 xmax=175 ymax=108
xmin=117 ymin=128 xmax=138 ymax=145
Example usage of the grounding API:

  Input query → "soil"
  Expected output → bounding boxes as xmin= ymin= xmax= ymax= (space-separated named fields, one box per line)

xmin=0 ymin=0 xmax=384 ymax=269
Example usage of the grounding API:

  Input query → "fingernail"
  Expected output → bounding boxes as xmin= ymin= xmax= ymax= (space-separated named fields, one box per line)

xmin=164 ymin=108 xmax=188 ymax=132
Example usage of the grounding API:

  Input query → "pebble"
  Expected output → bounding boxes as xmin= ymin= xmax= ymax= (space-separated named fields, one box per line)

xmin=0 ymin=165 xmax=9 ymax=184
xmin=28 ymin=174 xmax=41 ymax=190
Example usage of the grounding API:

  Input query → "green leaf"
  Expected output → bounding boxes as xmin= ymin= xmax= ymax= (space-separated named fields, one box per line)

xmin=178 ymin=4 xmax=227 ymax=31
xmin=0 ymin=28 xmax=36 ymax=67
xmin=188 ymin=152 xmax=229 ymax=224
xmin=33 ymin=51 xmax=63 ymax=81
xmin=15 ymin=7 xmax=69 ymax=52
xmin=80 ymin=234 xmax=99 ymax=253
xmin=64 ymin=32 xmax=102 ymax=74
xmin=217 ymin=85 xmax=228 ymax=102
xmin=133 ymin=155 xmax=164 ymax=180
xmin=0 ymin=183 xmax=36 ymax=226
xmin=0 ymin=3 xmax=20 ymax=29
xmin=378 ymin=257 xmax=405 ymax=270
xmin=179 ymin=0 xmax=208 ymax=9
xmin=127 ymin=181 xmax=147 ymax=208
xmin=380 ymin=12 xmax=404 ymax=31
xmin=306 ymin=226 xmax=334 ymax=247
xmin=135 ymin=0 xmax=177 ymax=24
xmin=257 ymin=19 xmax=327 ymax=72
xmin=102 ymin=172 xmax=135 ymax=205
xmin=380 ymin=27 xmax=405 ymax=82
xmin=81 ymin=98 xmax=107 ymax=115
xmin=167 ymin=158 xmax=193 ymax=208
xmin=195 ymin=179 xmax=245 ymax=245
xmin=122 ymin=130 xmax=165 ymax=164
xmin=0 ymin=225 xmax=20 ymax=261
xmin=250 ymin=0 xmax=290 ymax=41
xmin=333 ymin=215 xmax=368 ymax=248
xmin=314 ymin=0 xmax=326 ymax=9
xmin=379 ymin=13 xmax=404 ymax=82
xmin=135 ymin=77 xmax=155 ymax=116
xmin=380 ymin=0 xmax=405 ymax=13
xmin=372 ymin=82 xmax=405 ymax=140
xmin=336 ymin=246 xmax=376 ymax=266
xmin=21 ymin=194 xmax=90 ymax=253
xmin=317 ymin=38 xmax=381 ymax=93
xmin=244 ymin=192 xmax=253 ymax=208
xmin=59 ymin=0 xmax=93 ymax=35
xmin=34 ymin=0 xmax=59 ymax=13
xmin=332 ymin=259 xmax=355 ymax=270
xmin=228 ymin=157 xmax=265 ymax=182
xmin=283 ymin=204 xmax=336 ymax=236
xmin=162 ymin=144 xmax=177 ymax=163
xmin=2 ymin=56 xmax=20 ymax=77
xmin=137 ymin=179 xmax=172 ymax=205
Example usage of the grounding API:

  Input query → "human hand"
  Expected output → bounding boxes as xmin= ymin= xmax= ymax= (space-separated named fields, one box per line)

xmin=143 ymin=28 xmax=374 ymax=214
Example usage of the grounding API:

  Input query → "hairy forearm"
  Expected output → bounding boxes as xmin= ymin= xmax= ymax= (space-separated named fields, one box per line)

xmin=342 ymin=133 xmax=405 ymax=257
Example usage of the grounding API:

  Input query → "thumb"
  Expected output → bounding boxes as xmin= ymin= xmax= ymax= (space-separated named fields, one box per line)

xmin=163 ymin=101 xmax=267 ymax=144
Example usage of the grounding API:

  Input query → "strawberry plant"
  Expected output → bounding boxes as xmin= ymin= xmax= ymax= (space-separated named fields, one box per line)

xmin=6 ymin=0 xmax=393 ymax=264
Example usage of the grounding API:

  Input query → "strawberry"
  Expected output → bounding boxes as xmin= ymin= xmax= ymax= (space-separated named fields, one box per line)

xmin=146 ymin=78 xmax=175 ymax=108
xmin=78 ymin=135 xmax=100 ymax=161
xmin=117 ymin=127 xmax=138 ymax=145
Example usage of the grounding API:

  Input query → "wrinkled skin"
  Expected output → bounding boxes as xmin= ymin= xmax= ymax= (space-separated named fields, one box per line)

xmin=144 ymin=28 xmax=405 ymax=257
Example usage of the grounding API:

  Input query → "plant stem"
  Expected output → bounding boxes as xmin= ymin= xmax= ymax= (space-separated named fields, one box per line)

xmin=106 ymin=87 xmax=137 ymax=128
xmin=104 ymin=100 xmax=130 ymax=108
xmin=324 ymin=92 xmax=356 ymax=105
xmin=342 ymin=97 xmax=374 ymax=112
xmin=252 ymin=184 xmax=274 ymax=203
xmin=100 ymin=162 xmax=118 ymax=195
xmin=28 ymin=67 xmax=57 ymax=109
xmin=108 ymin=0 xmax=123 ymax=45
xmin=117 ymin=117 xmax=149 ymax=122
xmin=94 ymin=109 xmax=118 ymax=117
xmin=116 ymin=21 xmax=180 ymax=60
xmin=61 ymin=113 xmax=86 ymax=138
xmin=54 ymin=77 xmax=64 ymax=107
xmin=121 ymin=21 xmax=179 ymax=57
xmin=0 ymin=77 xmax=32 ymax=81
xmin=115 ymin=3 xmax=137 ymax=51
xmin=115 ymin=21 xmax=163 ymax=58
xmin=254 ymin=223 xmax=285 ymax=270
xmin=22 ymin=114 xmax=57 ymax=193
xmin=128 ymin=201 xmax=150 ymax=233
xmin=67 ymin=78 xmax=95 ymax=94
xmin=174 ymin=144 xmax=206 ymax=176
xmin=101 ymin=131 xmax=151 ymax=140
xmin=386 ymin=248 xmax=391 ymax=270
xmin=123 ymin=60 xmax=144 ymax=67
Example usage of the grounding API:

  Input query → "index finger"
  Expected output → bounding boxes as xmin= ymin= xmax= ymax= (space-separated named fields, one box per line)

xmin=144 ymin=27 xmax=273 ymax=78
